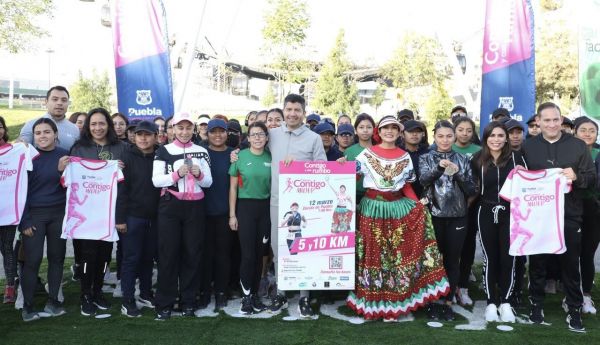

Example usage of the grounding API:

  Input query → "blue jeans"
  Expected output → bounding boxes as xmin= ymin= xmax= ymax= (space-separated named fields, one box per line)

xmin=121 ymin=216 xmax=157 ymax=301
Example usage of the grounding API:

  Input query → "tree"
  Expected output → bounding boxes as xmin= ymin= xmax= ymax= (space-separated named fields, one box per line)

xmin=70 ymin=70 xmax=113 ymax=112
xmin=382 ymin=32 xmax=451 ymax=96
xmin=262 ymin=81 xmax=277 ymax=107
xmin=261 ymin=0 xmax=312 ymax=100
xmin=0 ymin=0 xmax=54 ymax=53
xmin=424 ymin=85 xmax=454 ymax=127
xmin=368 ymin=82 xmax=386 ymax=115
xmin=312 ymin=29 xmax=360 ymax=117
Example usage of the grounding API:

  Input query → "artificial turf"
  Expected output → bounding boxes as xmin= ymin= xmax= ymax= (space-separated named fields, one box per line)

xmin=0 ymin=260 xmax=598 ymax=345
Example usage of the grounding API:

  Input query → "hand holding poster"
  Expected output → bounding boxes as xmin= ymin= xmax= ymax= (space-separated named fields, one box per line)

xmin=278 ymin=161 xmax=356 ymax=290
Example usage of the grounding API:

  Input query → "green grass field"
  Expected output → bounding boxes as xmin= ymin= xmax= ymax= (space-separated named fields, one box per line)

xmin=0 ymin=106 xmax=44 ymax=141
xmin=0 ymin=259 xmax=599 ymax=345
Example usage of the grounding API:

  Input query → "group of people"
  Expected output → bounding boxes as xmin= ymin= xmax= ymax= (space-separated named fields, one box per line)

xmin=0 ymin=85 xmax=599 ymax=333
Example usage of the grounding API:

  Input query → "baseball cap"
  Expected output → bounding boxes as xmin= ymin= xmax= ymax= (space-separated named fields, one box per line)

xmin=397 ymin=109 xmax=414 ymax=121
xmin=227 ymin=120 xmax=242 ymax=133
xmin=133 ymin=120 xmax=158 ymax=134
xmin=314 ymin=122 xmax=335 ymax=134
xmin=561 ymin=116 xmax=574 ymax=128
xmin=504 ymin=119 xmax=524 ymax=132
xmin=126 ymin=119 xmax=142 ymax=131
xmin=492 ymin=108 xmax=510 ymax=119
xmin=337 ymin=123 xmax=355 ymax=135
xmin=451 ymin=105 xmax=467 ymax=115
xmin=403 ymin=120 xmax=426 ymax=132
xmin=172 ymin=112 xmax=194 ymax=125
xmin=526 ymin=115 xmax=538 ymax=125
xmin=378 ymin=115 xmax=404 ymax=131
xmin=207 ymin=119 xmax=227 ymax=132
xmin=497 ymin=117 xmax=511 ymax=125
xmin=196 ymin=116 xmax=210 ymax=125
xmin=307 ymin=113 xmax=321 ymax=123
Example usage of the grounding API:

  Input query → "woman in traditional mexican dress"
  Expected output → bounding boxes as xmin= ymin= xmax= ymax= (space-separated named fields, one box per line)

xmin=327 ymin=181 xmax=354 ymax=233
xmin=345 ymin=115 xmax=449 ymax=322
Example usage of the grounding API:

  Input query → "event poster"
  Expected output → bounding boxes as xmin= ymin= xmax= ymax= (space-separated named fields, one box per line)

xmin=278 ymin=161 xmax=356 ymax=290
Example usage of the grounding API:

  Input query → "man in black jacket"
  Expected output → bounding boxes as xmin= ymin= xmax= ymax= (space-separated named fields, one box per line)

xmin=522 ymin=102 xmax=596 ymax=332
xmin=119 ymin=121 xmax=161 ymax=317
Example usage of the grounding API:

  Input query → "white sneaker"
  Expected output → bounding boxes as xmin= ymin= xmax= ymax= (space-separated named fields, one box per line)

xmin=498 ymin=303 xmax=516 ymax=323
xmin=583 ymin=295 xmax=597 ymax=315
xmin=561 ymin=297 xmax=569 ymax=313
xmin=544 ymin=280 xmax=557 ymax=294
xmin=15 ymin=283 xmax=24 ymax=310
xmin=485 ymin=303 xmax=499 ymax=322
xmin=457 ymin=288 xmax=473 ymax=306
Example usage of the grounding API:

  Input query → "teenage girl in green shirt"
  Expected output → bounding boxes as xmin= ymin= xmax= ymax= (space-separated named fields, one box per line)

xmin=228 ymin=122 xmax=272 ymax=315
xmin=340 ymin=114 xmax=376 ymax=203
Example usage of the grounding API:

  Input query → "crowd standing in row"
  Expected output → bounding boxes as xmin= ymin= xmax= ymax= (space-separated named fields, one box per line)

xmin=0 ymin=85 xmax=599 ymax=333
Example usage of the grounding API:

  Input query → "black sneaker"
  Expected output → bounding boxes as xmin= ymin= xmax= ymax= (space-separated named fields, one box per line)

xmin=93 ymin=294 xmax=111 ymax=310
xmin=251 ymin=295 xmax=267 ymax=313
xmin=215 ymin=293 xmax=227 ymax=311
xmin=121 ymin=299 xmax=142 ymax=318
xmin=298 ymin=296 xmax=314 ymax=318
xmin=136 ymin=293 xmax=155 ymax=309
xmin=425 ymin=303 xmax=440 ymax=320
xmin=440 ymin=304 xmax=455 ymax=321
xmin=154 ymin=308 xmax=171 ymax=321
xmin=240 ymin=296 xmax=254 ymax=315
xmin=529 ymin=304 xmax=544 ymax=324
xmin=269 ymin=294 xmax=288 ymax=313
xmin=197 ymin=292 xmax=209 ymax=310
xmin=182 ymin=306 xmax=196 ymax=317
xmin=567 ymin=308 xmax=586 ymax=333
xmin=81 ymin=295 xmax=97 ymax=316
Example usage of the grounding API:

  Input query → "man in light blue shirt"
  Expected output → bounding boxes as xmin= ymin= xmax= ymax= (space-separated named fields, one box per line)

xmin=20 ymin=86 xmax=80 ymax=151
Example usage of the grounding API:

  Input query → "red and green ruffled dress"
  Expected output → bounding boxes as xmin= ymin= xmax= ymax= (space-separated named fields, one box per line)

xmin=346 ymin=145 xmax=449 ymax=320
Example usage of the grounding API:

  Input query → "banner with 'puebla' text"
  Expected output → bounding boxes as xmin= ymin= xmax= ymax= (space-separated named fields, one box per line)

xmin=278 ymin=161 xmax=356 ymax=291
xmin=112 ymin=0 xmax=174 ymax=120
xmin=480 ymin=0 xmax=535 ymax=133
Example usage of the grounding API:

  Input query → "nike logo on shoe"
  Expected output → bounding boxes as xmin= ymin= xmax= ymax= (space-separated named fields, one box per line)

xmin=262 ymin=236 xmax=269 ymax=244
xmin=456 ymin=226 xmax=465 ymax=230
xmin=240 ymin=281 xmax=251 ymax=296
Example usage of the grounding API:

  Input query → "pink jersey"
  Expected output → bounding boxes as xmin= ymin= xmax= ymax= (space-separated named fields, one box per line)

xmin=0 ymin=143 xmax=39 ymax=225
xmin=499 ymin=168 xmax=571 ymax=256
xmin=61 ymin=158 xmax=123 ymax=242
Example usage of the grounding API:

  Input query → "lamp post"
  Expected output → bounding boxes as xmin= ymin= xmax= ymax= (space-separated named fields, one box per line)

xmin=456 ymin=52 xmax=466 ymax=75
xmin=46 ymin=48 xmax=55 ymax=88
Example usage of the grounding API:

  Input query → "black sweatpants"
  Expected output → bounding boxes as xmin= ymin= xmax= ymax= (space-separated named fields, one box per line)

xmin=155 ymin=197 xmax=205 ymax=311
xmin=237 ymin=199 xmax=270 ymax=297
xmin=21 ymin=205 xmax=66 ymax=306
xmin=200 ymin=214 xmax=234 ymax=297
xmin=431 ymin=216 xmax=468 ymax=301
xmin=76 ymin=239 xmax=113 ymax=297
xmin=459 ymin=204 xmax=478 ymax=287
xmin=529 ymin=220 xmax=583 ymax=309
xmin=0 ymin=225 xmax=17 ymax=286
xmin=581 ymin=199 xmax=600 ymax=293
xmin=477 ymin=204 xmax=515 ymax=304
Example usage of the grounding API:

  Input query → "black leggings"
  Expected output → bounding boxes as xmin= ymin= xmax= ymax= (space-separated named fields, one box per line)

xmin=477 ymin=204 xmax=515 ymax=304
xmin=75 ymin=239 xmax=113 ymax=297
xmin=200 ymin=214 xmax=234 ymax=296
xmin=237 ymin=199 xmax=270 ymax=297
xmin=581 ymin=199 xmax=600 ymax=293
xmin=431 ymin=216 xmax=468 ymax=301
xmin=21 ymin=205 xmax=66 ymax=305
xmin=459 ymin=204 xmax=478 ymax=287
xmin=0 ymin=226 xmax=17 ymax=286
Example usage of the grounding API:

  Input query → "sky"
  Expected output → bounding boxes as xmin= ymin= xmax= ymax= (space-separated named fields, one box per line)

xmin=0 ymin=0 xmax=485 ymax=86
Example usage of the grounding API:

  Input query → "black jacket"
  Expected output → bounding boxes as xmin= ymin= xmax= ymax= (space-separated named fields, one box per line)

xmin=522 ymin=133 xmax=596 ymax=221
xmin=121 ymin=144 xmax=161 ymax=220
xmin=401 ymin=144 xmax=430 ymax=199
xmin=419 ymin=150 xmax=476 ymax=217
xmin=471 ymin=150 xmax=527 ymax=206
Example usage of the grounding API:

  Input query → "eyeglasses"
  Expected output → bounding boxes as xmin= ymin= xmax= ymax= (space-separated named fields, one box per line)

xmin=248 ymin=132 xmax=266 ymax=138
xmin=338 ymin=133 xmax=353 ymax=137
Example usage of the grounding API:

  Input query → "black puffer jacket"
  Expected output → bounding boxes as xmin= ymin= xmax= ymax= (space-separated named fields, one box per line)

xmin=419 ymin=150 xmax=476 ymax=217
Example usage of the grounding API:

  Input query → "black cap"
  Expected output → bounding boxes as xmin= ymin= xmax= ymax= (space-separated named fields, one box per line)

xmin=127 ymin=119 xmax=142 ymax=131
xmin=497 ymin=117 xmax=511 ymax=124
xmin=526 ymin=115 xmax=537 ymax=125
xmin=561 ymin=116 xmax=574 ymax=128
xmin=504 ymin=119 xmax=523 ymax=132
xmin=451 ymin=105 xmax=467 ymax=115
xmin=397 ymin=109 xmax=414 ymax=120
xmin=492 ymin=108 xmax=510 ymax=119
xmin=227 ymin=120 xmax=242 ymax=133
xmin=133 ymin=120 xmax=158 ymax=134
xmin=403 ymin=120 xmax=426 ymax=132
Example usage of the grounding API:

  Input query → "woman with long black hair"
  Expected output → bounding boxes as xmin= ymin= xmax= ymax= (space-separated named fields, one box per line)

xmin=471 ymin=121 xmax=526 ymax=323
xmin=69 ymin=107 xmax=127 ymax=316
